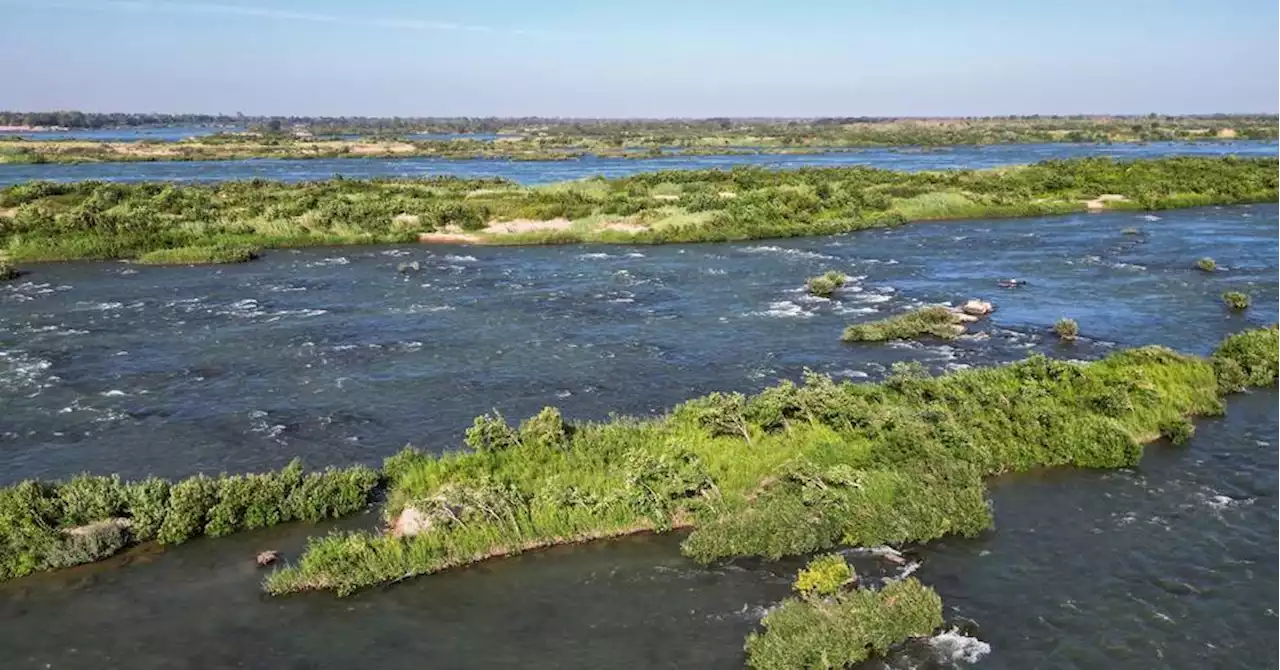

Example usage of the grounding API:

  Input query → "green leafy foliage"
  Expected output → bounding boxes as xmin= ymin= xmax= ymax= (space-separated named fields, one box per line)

xmin=1054 ymin=317 xmax=1080 ymax=340
xmin=793 ymin=553 xmax=854 ymax=598
xmin=1222 ymin=291 xmax=1251 ymax=310
xmin=841 ymin=307 xmax=962 ymax=342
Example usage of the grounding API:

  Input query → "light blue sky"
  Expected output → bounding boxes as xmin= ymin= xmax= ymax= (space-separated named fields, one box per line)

xmin=2 ymin=0 xmax=1277 ymax=116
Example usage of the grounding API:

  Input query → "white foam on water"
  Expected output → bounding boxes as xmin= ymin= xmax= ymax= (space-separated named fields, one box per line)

xmin=380 ymin=249 xmax=413 ymax=257
xmin=834 ymin=369 xmax=869 ymax=379
xmin=853 ymin=293 xmax=893 ymax=304
xmin=1140 ymin=214 xmax=1161 ymax=221
xmin=626 ymin=252 xmax=646 ymax=258
xmin=443 ymin=254 xmax=477 ymax=263
xmin=306 ymin=256 xmax=350 ymax=267
xmin=704 ymin=268 xmax=727 ymax=276
xmin=578 ymin=252 xmax=613 ymax=259
xmin=927 ymin=628 xmax=992 ymax=664
xmin=749 ymin=301 xmax=815 ymax=319
xmin=0 ymin=351 xmax=53 ymax=391
xmin=833 ymin=304 xmax=878 ymax=315
xmin=742 ymin=245 xmax=834 ymax=260
xmin=100 ymin=390 xmax=128 ymax=397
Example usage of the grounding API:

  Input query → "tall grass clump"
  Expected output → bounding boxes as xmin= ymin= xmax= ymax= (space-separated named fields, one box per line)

xmin=805 ymin=271 xmax=847 ymax=298
xmin=841 ymin=306 xmax=963 ymax=342
xmin=1054 ymin=317 xmax=1080 ymax=341
xmin=0 ymin=460 xmax=379 ymax=581
xmin=1222 ymin=291 xmax=1251 ymax=311
xmin=0 ymin=261 xmax=19 ymax=280
xmin=264 ymin=328 xmax=1275 ymax=597
xmin=136 ymin=244 xmax=260 ymax=265
xmin=1196 ymin=257 xmax=1217 ymax=272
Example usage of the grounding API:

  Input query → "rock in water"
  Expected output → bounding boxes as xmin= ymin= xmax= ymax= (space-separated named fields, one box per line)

xmin=960 ymin=299 xmax=994 ymax=316
xmin=256 ymin=550 xmax=280 ymax=567
xmin=397 ymin=261 xmax=422 ymax=274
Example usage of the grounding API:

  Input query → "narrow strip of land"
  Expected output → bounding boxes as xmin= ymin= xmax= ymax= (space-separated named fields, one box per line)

xmin=1 ymin=156 xmax=1275 ymax=265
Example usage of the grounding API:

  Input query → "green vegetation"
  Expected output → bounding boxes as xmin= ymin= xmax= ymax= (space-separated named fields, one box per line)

xmin=745 ymin=574 xmax=943 ymax=669
xmin=1222 ymin=291 xmax=1251 ymax=311
xmin=262 ymin=327 xmax=1278 ymax=597
xmin=1054 ymin=317 xmax=1080 ymax=341
xmin=136 ymin=244 xmax=260 ymax=265
xmin=1197 ymin=257 xmax=1218 ymax=272
xmin=0 ymin=460 xmax=379 ymax=581
xmin=2 ymin=157 xmax=1274 ymax=262
xmin=1122 ymin=227 xmax=1141 ymax=235
xmin=0 ymin=260 xmax=18 ymax=280
xmin=792 ymin=553 xmax=855 ymax=597
xmin=805 ymin=271 xmax=847 ymax=298
xmin=841 ymin=306 xmax=963 ymax=342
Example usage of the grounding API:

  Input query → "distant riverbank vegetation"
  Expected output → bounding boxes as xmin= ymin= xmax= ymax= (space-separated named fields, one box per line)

xmin=2 ymin=113 xmax=1275 ymax=153
xmin=0 ymin=460 xmax=379 ymax=581
xmin=1 ymin=156 xmax=1274 ymax=263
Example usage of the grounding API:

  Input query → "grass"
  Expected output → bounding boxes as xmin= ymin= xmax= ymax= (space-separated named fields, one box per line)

xmin=805 ymin=271 xmax=847 ymax=298
xmin=1197 ymin=257 xmax=1218 ymax=272
xmin=261 ymin=327 xmax=1278 ymax=598
xmin=1222 ymin=291 xmax=1251 ymax=311
xmin=1054 ymin=317 xmax=1080 ymax=340
xmin=792 ymin=553 xmax=855 ymax=597
xmin=1 ymin=156 xmax=1276 ymax=262
xmin=0 ymin=460 xmax=379 ymax=581
xmin=136 ymin=244 xmax=260 ymax=265
xmin=840 ymin=306 xmax=963 ymax=342
xmin=0 ymin=261 xmax=18 ymax=280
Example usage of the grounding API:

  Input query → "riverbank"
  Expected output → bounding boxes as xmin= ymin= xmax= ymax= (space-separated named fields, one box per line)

xmin=1 ymin=156 xmax=1275 ymax=264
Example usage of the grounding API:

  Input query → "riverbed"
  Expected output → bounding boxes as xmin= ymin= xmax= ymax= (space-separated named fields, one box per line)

xmin=0 ymin=203 xmax=1275 ymax=665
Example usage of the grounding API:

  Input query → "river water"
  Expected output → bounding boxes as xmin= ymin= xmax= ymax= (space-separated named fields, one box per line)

xmin=1 ymin=200 xmax=1276 ymax=668
xmin=0 ymin=140 xmax=1275 ymax=186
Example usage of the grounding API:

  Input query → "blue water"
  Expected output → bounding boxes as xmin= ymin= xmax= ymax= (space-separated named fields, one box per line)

xmin=0 ymin=140 xmax=1273 ymax=186
xmin=0 ymin=126 xmax=242 ymax=142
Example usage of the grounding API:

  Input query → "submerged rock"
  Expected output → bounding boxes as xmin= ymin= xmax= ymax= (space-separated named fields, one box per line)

xmin=397 ymin=261 xmax=422 ymax=274
xmin=256 ymin=550 xmax=280 ymax=567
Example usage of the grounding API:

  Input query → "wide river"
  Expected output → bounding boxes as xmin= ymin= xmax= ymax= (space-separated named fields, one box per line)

xmin=0 ymin=140 xmax=1275 ymax=185
xmin=1 ymin=198 xmax=1276 ymax=667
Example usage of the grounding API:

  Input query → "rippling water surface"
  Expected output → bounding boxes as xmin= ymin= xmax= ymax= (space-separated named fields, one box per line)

xmin=0 ymin=140 xmax=1274 ymax=185
xmin=0 ymin=204 xmax=1275 ymax=668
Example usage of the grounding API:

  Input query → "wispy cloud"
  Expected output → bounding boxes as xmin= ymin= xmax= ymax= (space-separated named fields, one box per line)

xmin=7 ymin=0 xmax=545 ymax=36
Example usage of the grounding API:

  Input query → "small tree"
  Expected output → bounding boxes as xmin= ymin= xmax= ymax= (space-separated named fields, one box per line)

xmin=1054 ymin=318 xmax=1079 ymax=341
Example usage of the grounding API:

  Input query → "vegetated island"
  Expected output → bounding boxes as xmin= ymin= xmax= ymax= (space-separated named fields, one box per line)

xmin=1 ymin=114 xmax=1276 ymax=165
xmin=1 ymin=156 xmax=1275 ymax=265
xmin=1 ymin=326 xmax=1275 ymax=666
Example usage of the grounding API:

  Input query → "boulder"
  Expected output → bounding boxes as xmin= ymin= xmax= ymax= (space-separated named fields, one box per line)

xmin=391 ymin=506 xmax=434 ymax=538
xmin=397 ymin=261 xmax=422 ymax=274
xmin=255 ymin=550 xmax=279 ymax=567
xmin=960 ymin=299 xmax=994 ymax=316
xmin=952 ymin=312 xmax=979 ymax=323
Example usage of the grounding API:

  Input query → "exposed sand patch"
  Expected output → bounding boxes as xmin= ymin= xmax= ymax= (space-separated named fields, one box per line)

xmin=1216 ymin=128 xmax=1237 ymax=138
xmin=1085 ymin=194 xmax=1129 ymax=210
xmin=483 ymin=218 xmax=574 ymax=234
xmin=419 ymin=232 xmax=482 ymax=244
xmin=653 ymin=194 xmax=680 ymax=201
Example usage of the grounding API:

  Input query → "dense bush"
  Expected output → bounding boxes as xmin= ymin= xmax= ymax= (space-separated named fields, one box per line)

xmin=1197 ymin=257 xmax=1217 ymax=272
xmin=792 ymin=553 xmax=854 ymax=597
xmin=805 ymin=271 xmax=847 ymax=298
xmin=0 ymin=461 xmax=380 ymax=580
xmin=1054 ymin=317 xmax=1080 ymax=340
xmin=1222 ymin=291 xmax=1251 ymax=310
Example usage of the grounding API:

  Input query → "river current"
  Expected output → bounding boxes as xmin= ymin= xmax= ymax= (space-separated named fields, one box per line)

xmin=0 ymin=148 xmax=1275 ymax=668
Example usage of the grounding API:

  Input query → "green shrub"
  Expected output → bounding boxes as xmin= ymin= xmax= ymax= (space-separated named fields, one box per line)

xmin=744 ymin=578 xmax=943 ymax=669
xmin=157 ymin=475 xmax=221 ymax=545
xmin=793 ymin=553 xmax=854 ymax=597
xmin=124 ymin=478 xmax=170 ymax=542
xmin=286 ymin=466 xmax=380 ymax=523
xmin=43 ymin=520 xmax=131 ymax=570
xmin=805 ymin=271 xmax=847 ymax=298
xmin=1054 ymin=317 xmax=1080 ymax=340
xmin=1222 ymin=291 xmax=1251 ymax=310
xmin=1211 ymin=325 xmax=1279 ymax=389
xmin=464 ymin=411 xmax=521 ymax=453
xmin=55 ymin=474 xmax=128 ymax=527
xmin=1158 ymin=418 xmax=1195 ymax=445
xmin=136 ymin=244 xmax=259 ymax=265
xmin=382 ymin=446 xmax=432 ymax=484
xmin=0 ymin=261 xmax=19 ymax=280
xmin=519 ymin=407 xmax=568 ymax=448
xmin=841 ymin=307 xmax=962 ymax=342
xmin=1196 ymin=257 xmax=1217 ymax=272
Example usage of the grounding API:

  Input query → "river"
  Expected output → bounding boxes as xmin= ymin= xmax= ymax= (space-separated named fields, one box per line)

xmin=1 ymin=199 xmax=1276 ymax=667
xmin=0 ymin=140 xmax=1275 ymax=186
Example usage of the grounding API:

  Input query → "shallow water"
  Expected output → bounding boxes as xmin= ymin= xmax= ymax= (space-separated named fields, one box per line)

xmin=0 ymin=126 xmax=241 ymax=142
xmin=0 ymin=204 xmax=1276 ymax=668
xmin=0 ymin=140 xmax=1273 ymax=185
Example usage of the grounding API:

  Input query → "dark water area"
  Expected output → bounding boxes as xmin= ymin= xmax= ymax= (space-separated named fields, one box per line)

xmin=0 ymin=204 xmax=1276 ymax=668
xmin=0 ymin=126 xmax=241 ymax=142
xmin=0 ymin=140 xmax=1274 ymax=186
